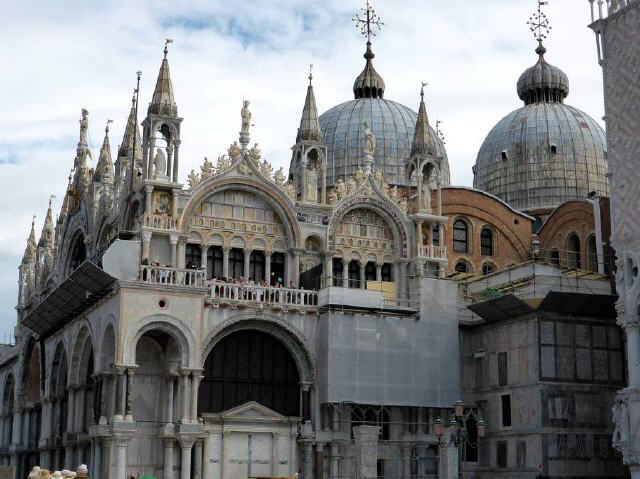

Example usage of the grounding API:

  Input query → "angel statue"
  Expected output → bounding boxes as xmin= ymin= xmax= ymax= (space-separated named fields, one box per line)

xmin=364 ymin=121 xmax=376 ymax=156
xmin=187 ymin=169 xmax=201 ymax=189
xmin=153 ymin=148 xmax=167 ymax=179
xmin=200 ymin=157 xmax=214 ymax=179
xmin=249 ymin=143 xmax=262 ymax=165
xmin=241 ymin=100 xmax=252 ymax=138
xmin=228 ymin=142 xmax=242 ymax=161
xmin=274 ymin=167 xmax=286 ymax=187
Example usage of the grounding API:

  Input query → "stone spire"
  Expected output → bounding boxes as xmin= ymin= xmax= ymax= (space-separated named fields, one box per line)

xmin=94 ymin=121 xmax=114 ymax=184
xmin=38 ymin=197 xmax=55 ymax=248
xmin=148 ymin=40 xmax=177 ymax=117
xmin=296 ymin=67 xmax=323 ymax=143
xmin=117 ymin=93 xmax=143 ymax=177
xmin=22 ymin=218 xmax=37 ymax=265
xmin=411 ymin=83 xmax=436 ymax=157
xmin=353 ymin=42 xmax=386 ymax=99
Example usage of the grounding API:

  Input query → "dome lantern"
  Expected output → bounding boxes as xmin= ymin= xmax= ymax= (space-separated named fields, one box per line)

xmin=516 ymin=41 xmax=570 ymax=105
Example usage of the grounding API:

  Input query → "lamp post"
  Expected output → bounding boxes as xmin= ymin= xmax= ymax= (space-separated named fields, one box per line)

xmin=434 ymin=400 xmax=486 ymax=479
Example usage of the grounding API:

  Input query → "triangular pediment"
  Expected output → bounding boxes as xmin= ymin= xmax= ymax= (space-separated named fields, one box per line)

xmin=221 ymin=401 xmax=286 ymax=420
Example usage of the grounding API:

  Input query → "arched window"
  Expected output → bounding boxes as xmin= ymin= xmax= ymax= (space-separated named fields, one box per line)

xmin=381 ymin=263 xmax=393 ymax=282
xmin=185 ymin=244 xmax=202 ymax=270
xmin=567 ymin=234 xmax=581 ymax=269
xmin=207 ymin=246 xmax=223 ymax=280
xmin=455 ymin=261 xmax=470 ymax=274
xmin=229 ymin=248 xmax=245 ymax=279
xmin=482 ymin=263 xmax=495 ymax=275
xmin=431 ymin=225 xmax=440 ymax=247
xmin=250 ymin=251 xmax=265 ymax=282
xmin=365 ymin=262 xmax=377 ymax=281
xmin=349 ymin=260 xmax=361 ymax=288
xmin=550 ymin=249 xmax=560 ymax=266
xmin=587 ymin=235 xmax=598 ymax=272
xmin=199 ymin=330 xmax=300 ymax=416
xmin=480 ymin=228 xmax=494 ymax=256
xmin=453 ymin=220 xmax=469 ymax=253
xmin=333 ymin=259 xmax=344 ymax=286
xmin=270 ymin=253 xmax=285 ymax=286
xmin=67 ymin=234 xmax=87 ymax=276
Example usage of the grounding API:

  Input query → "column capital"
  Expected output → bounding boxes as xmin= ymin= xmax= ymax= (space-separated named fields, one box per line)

xmin=170 ymin=233 xmax=179 ymax=244
xmin=145 ymin=184 xmax=154 ymax=194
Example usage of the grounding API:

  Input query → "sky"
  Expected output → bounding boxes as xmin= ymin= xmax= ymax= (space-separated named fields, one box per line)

xmin=0 ymin=0 xmax=604 ymax=338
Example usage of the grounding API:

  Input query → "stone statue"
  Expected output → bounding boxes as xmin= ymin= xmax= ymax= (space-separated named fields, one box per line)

xmin=216 ymin=154 xmax=231 ymax=173
xmin=187 ymin=169 xmax=200 ymax=189
xmin=328 ymin=188 xmax=338 ymax=204
xmin=79 ymin=109 xmax=89 ymax=145
xmin=153 ymin=148 xmax=167 ymax=179
xmin=241 ymin=100 xmax=252 ymax=136
xmin=306 ymin=163 xmax=318 ymax=202
xmin=249 ymin=143 xmax=262 ymax=165
xmin=355 ymin=167 xmax=367 ymax=185
xmin=612 ymin=396 xmax=630 ymax=445
xmin=389 ymin=185 xmax=399 ymax=200
xmin=284 ymin=181 xmax=297 ymax=201
xmin=274 ymin=167 xmax=286 ymax=186
xmin=364 ymin=121 xmax=376 ymax=156
xmin=75 ymin=109 xmax=93 ymax=166
xmin=421 ymin=175 xmax=432 ymax=211
xmin=200 ymin=157 xmax=214 ymax=179
xmin=346 ymin=176 xmax=357 ymax=195
xmin=259 ymin=159 xmax=273 ymax=178
xmin=228 ymin=142 xmax=242 ymax=162
xmin=335 ymin=178 xmax=347 ymax=200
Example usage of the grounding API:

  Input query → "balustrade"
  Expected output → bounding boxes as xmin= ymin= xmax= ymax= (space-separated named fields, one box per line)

xmin=139 ymin=265 xmax=205 ymax=287
xmin=208 ymin=281 xmax=318 ymax=307
xmin=418 ymin=245 xmax=447 ymax=261
xmin=143 ymin=214 xmax=177 ymax=230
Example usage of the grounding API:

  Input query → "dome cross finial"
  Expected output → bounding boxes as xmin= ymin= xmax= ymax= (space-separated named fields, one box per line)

xmin=527 ymin=1 xmax=552 ymax=49
xmin=352 ymin=0 xmax=384 ymax=44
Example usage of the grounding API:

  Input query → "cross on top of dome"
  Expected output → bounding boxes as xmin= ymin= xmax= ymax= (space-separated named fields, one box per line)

xmin=352 ymin=0 xmax=384 ymax=43
xmin=352 ymin=0 xmax=386 ymax=99
xmin=527 ymin=1 xmax=552 ymax=46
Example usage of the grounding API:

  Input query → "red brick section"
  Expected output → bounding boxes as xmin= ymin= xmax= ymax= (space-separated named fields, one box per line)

xmin=438 ymin=187 xmax=533 ymax=274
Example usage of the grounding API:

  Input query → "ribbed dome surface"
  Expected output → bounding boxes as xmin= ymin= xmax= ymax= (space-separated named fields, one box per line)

xmin=517 ymin=44 xmax=569 ymax=104
xmin=473 ymin=103 xmax=608 ymax=213
xmin=319 ymin=98 xmax=450 ymax=187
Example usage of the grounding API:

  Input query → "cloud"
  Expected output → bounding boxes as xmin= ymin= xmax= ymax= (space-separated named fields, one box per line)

xmin=0 ymin=0 xmax=605 ymax=336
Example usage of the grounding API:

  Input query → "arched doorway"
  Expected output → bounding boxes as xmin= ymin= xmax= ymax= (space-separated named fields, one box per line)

xmin=23 ymin=342 xmax=43 ymax=471
xmin=199 ymin=330 xmax=301 ymax=417
xmin=1 ymin=374 xmax=15 ymax=463
xmin=49 ymin=343 xmax=69 ymax=470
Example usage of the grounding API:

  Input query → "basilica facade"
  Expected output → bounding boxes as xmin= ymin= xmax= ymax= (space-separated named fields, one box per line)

xmin=0 ymin=8 xmax=627 ymax=479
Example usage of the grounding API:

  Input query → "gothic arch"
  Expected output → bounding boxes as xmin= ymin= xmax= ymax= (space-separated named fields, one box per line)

xmin=327 ymin=196 xmax=410 ymax=258
xmin=180 ymin=176 xmax=302 ymax=248
xmin=202 ymin=314 xmax=317 ymax=384
xmin=48 ymin=340 xmax=69 ymax=398
xmin=56 ymin=207 xmax=89 ymax=277
xmin=123 ymin=314 xmax=197 ymax=368
xmin=99 ymin=322 xmax=116 ymax=372
xmin=21 ymin=337 xmax=42 ymax=404
xmin=70 ymin=324 xmax=95 ymax=386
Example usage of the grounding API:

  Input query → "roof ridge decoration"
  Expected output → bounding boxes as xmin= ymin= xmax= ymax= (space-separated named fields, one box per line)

xmin=149 ymin=39 xmax=178 ymax=117
xmin=352 ymin=0 xmax=386 ymax=99
xmin=518 ymin=1 xmax=569 ymax=104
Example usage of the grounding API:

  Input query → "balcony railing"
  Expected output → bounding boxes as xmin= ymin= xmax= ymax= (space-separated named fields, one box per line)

xmin=139 ymin=265 xmax=205 ymax=287
xmin=143 ymin=214 xmax=178 ymax=230
xmin=418 ymin=245 xmax=447 ymax=261
xmin=208 ymin=281 xmax=318 ymax=308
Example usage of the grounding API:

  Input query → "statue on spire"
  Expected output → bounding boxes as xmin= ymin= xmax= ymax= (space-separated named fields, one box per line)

xmin=75 ymin=108 xmax=93 ymax=168
xmin=239 ymin=99 xmax=252 ymax=148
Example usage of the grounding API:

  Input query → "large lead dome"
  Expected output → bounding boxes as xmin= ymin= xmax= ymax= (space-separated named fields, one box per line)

xmin=473 ymin=42 xmax=608 ymax=214
xmin=319 ymin=42 xmax=450 ymax=188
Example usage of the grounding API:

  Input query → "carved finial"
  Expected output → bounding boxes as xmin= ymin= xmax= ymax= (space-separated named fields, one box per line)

xmin=420 ymin=81 xmax=427 ymax=100
xmin=353 ymin=0 xmax=384 ymax=43
xmin=527 ymin=1 xmax=551 ymax=48
xmin=105 ymin=119 xmax=113 ymax=135
xmin=436 ymin=119 xmax=446 ymax=145
xmin=309 ymin=64 xmax=313 ymax=85
xmin=164 ymin=38 xmax=174 ymax=59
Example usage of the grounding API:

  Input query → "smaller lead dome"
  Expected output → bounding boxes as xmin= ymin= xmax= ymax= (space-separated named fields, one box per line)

xmin=517 ymin=42 xmax=569 ymax=105
xmin=353 ymin=42 xmax=385 ymax=99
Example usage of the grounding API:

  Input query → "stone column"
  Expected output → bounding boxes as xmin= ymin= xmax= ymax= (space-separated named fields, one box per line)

xmin=353 ymin=425 xmax=379 ymax=479
xmin=177 ymin=239 xmax=187 ymax=269
xmin=22 ymin=408 xmax=31 ymax=448
xmin=293 ymin=250 xmax=301 ymax=287
xmin=166 ymin=376 xmax=175 ymax=423
xmin=113 ymin=436 xmax=128 ymax=479
xmin=244 ymin=249 xmax=252 ymax=279
xmin=200 ymin=244 xmax=208 ymax=278
xmin=323 ymin=254 xmax=333 ymax=288
xmin=437 ymin=181 xmax=443 ymax=217
xmin=315 ymin=443 xmax=325 ymax=479
xmin=626 ymin=324 xmax=640 ymax=387
xmin=190 ymin=373 xmax=201 ymax=423
xmin=321 ymin=165 xmax=327 ymax=205
xmin=300 ymin=157 xmax=308 ymax=201
xmin=164 ymin=438 xmax=175 ymax=479
xmin=376 ymin=263 xmax=382 ymax=282
xmin=166 ymin=144 xmax=174 ymax=180
xmin=67 ymin=387 xmax=77 ymax=432
xmin=125 ymin=368 xmax=135 ymax=422
xmin=145 ymin=184 xmax=154 ymax=215
xmin=181 ymin=370 xmax=190 ymax=423
xmin=65 ymin=445 xmax=75 ymax=472
xmin=340 ymin=259 xmax=347 ymax=288
xmin=180 ymin=439 xmax=195 ymax=479
xmin=438 ymin=441 xmax=458 ymax=479
xmin=141 ymin=231 xmax=152 ymax=262
xmin=402 ymin=446 xmax=412 ymax=479
xmin=330 ymin=442 xmax=339 ymax=479
xmin=172 ymin=140 xmax=181 ymax=183
xmin=301 ymin=441 xmax=314 ymax=479
xmin=93 ymin=438 xmax=102 ymax=479
xmin=265 ymin=251 xmax=272 ymax=285
xmin=102 ymin=437 xmax=113 ymax=479
xmin=222 ymin=247 xmax=230 ymax=279
xmin=78 ymin=387 xmax=87 ymax=432
xmin=12 ymin=410 xmax=22 ymax=446
xmin=170 ymin=234 xmax=179 ymax=268
xmin=416 ymin=220 xmax=424 ymax=255
xmin=193 ymin=440 xmax=203 ymax=479
xmin=147 ymin=136 xmax=156 ymax=179
xmin=203 ymin=435 xmax=213 ymax=479
xmin=113 ymin=370 xmax=125 ymax=422
xmin=359 ymin=263 xmax=366 ymax=289
xmin=271 ymin=432 xmax=279 ymax=476
xmin=172 ymin=189 xmax=180 ymax=219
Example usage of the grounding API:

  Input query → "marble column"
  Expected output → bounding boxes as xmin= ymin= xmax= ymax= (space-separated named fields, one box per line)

xmin=265 ymin=252 xmax=272 ymax=284
xmin=65 ymin=445 xmax=75 ymax=472
xmin=67 ymin=387 xmax=77 ymax=432
xmin=172 ymin=140 xmax=181 ymax=183
xmin=193 ymin=440 xmax=203 ymax=479
xmin=292 ymin=250 xmax=300 ymax=287
xmin=164 ymin=438 xmax=174 ymax=479
xmin=113 ymin=436 xmax=128 ymax=479
xmin=190 ymin=374 xmax=201 ymax=423
xmin=93 ymin=438 xmax=102 ymax=479
xmin=141 ymin=231 xmax=152 ymax=262
xmin=166 ymin=376 xmax=175 ymax=423
xmin=376 ymin=264 xmax=382 ymax=282
xmin=315 ymin=443 xmax=325 ymax=479
xmin=145 ymin=184 xmax=154 ymax=215
xmin=438 ymin=442 xmax=458 ymax=479
xmin=244 ymin=249 xmax=252 ymax=279
xmin=359 ymin=263 xmax=366 ymax=289
xmin=77 ymin=387 xmax=86 ymax=432
xmin=627 ymin=325 xmax=640 ymax=387
xmin=202 ymin=435 xmax=213 ymax=479
xmin=180 ymin=440 xmax=194 ymax=479
xmin=222 ymin=247 xmax=230 ymax=279
xmin=170 ymin=235 xmax=179 ymax=268
xmin=330 ymin=442 xmax=339 ymax=479
xmin=103 ymin=437 xmax=113 ymax=479
xmin=177 ymin=240 xmax=187 ymax=269
xmin=113 ymin=370 xmax=125 ymax=422
xmin=342 ymin=260 xmax=349 ymax=288
xmin=11 ymin=410 xmax=22 ymax=446
xmin=321 ymin=166 xmax=327 ymax=204
xmin=200 ymin=244 xmax=208 ymax=278
xmin=125 ymin=368 xmax=135 ymax=422
xmin=166 ymin=144 xmax=174 ymax=180
xmin=181 ymin=371 xmax=190 ymax=423
xmin=22 ymin=408 xmax=31 ymax=448
xmin=301 ymin=441 xmax=314 ymax=479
